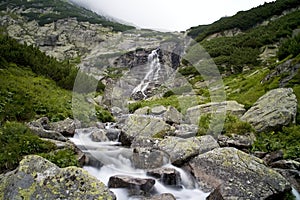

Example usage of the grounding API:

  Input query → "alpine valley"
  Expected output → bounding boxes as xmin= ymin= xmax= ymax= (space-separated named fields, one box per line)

xmin=0 ymin=0 xmax=299 ymax=199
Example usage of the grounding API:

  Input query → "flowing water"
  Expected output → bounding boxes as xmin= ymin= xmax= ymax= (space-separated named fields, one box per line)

xmin=131 ymin=49 xmax=163 ymax=99
xmin=70 ymin=129 xmax=209 ymax=200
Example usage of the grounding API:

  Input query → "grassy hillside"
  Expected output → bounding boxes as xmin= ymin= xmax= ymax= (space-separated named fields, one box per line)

xmin=0 ymin=0 xmax=135 ymax=32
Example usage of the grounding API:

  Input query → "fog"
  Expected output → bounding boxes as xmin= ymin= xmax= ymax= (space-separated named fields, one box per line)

xmin=71 ymin=0 xmax=275 ymax=31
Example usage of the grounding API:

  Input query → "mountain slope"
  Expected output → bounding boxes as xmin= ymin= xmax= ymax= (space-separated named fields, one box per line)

xmin=187 ymin=0 xmax=300 ymax=42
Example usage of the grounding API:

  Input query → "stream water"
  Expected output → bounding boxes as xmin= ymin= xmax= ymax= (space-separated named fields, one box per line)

xmin=70 ymin=129 xmax=209 ymax=200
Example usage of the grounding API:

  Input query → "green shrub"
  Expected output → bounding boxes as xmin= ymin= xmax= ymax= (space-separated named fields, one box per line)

xmin=39 ymin=149 xmax=79 ymax=168
xmin=252 ymin=125 xmax=300 ymax=159
xmin=0 ymin=122 xmax=56 ymax=173
xmin=163 ymin=90 xmax=175 ymax=98
xmin=96 ymin=106 xmax=115 ymax=123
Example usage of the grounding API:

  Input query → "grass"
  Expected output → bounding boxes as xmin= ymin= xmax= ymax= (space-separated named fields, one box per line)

xmin=128 ymin=95 xmax=202 ymax=115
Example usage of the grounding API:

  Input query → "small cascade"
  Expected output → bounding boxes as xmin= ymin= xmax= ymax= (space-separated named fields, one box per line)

xmin=131 ymin=49 xmax=164 ymax=100
xmin=70 ymin=127 xmax=209 ymax=200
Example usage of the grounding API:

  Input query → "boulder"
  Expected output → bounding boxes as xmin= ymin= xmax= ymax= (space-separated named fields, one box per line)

xmin=174 ymin=124 xmax=198 ymax=138
xmin=187 ymin=147 xmax=291 ymax=199
xmin=120 ymin=115 xmax=173 ymax=145
xmin=275 ymin=169 xmax=300 ymax=192
xmin=186 ymin=101 xmax=245 ymax=124
xmin=263 ymin=150 xmax=284 ymax=165
xmin=27 ymin=121 xmax=66 ymax=142
xmin=198 ymin=135 xmax=220 ymax=154
xmin=50 ymin=118 xmax=81 ymax=137
xmin=241 ymin=88 xmax=297 ymax=132
xmin=90 ymin=129 xmax=109 ymax=142
xmin=106 ymin=128 xmax=121 ymax=141
xmin=131 ymin=137 xmax=161 ymax=148
xmin=132 ymin=148 xmax=169 ymax=169
xmin=162 ymin=106 xmax=183 ymax=124
xmin=134 ymin=106 xmax=151 ymax=115
xmin=151 ymin=105 xmax=167 ymax=115
xmin=147 ymin=168 xmax=181 ymax=186
xmin=108 ymin=175 xmax=155 ymax=195
xmin=141 ymin=193 xmax=176 ymax=200
xmin=157 ymin=136 xmax=201 ymax=166
xmin=217 ymin=133 xmax=256 ymax=150
xmin=0 ymin=155 xmax=116 ymax=200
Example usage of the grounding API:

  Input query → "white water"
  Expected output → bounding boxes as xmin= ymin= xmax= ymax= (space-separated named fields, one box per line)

xmin=132 ymin=49 xmax=162 ymax=99
xmin=70 ymin=130 xmax=209 ymax=200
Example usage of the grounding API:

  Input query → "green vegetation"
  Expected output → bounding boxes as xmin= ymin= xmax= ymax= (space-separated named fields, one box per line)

xmin=186 ymin=6 xmax=300 ymax=74
xmin=0 ymin=122 xmax=56 ymax=173
xmin=128 ymin=95 xmax=201 ymax=114
xmin=39 ymin=149 xmax=79 ymax=168
xmin=0 ymin=66 xmax=73 ymax=122
xmin=0 ymin=0 xmax=134 ymax=32
xmin=252 ymin=125 xmax=300 ymax=159
xmin=277 ymin=33 xmax=300 ymax=60
xmin=197 ymin=114 xmax=253 ymax=137
xmin=188 ymin=0 xmax=300 ymax=41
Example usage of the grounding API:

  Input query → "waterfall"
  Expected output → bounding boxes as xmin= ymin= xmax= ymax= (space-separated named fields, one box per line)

xmin=132 ymin=49 xmax=162 ymax=99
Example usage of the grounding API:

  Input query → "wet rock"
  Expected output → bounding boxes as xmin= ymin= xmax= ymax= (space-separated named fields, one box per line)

xmin=106 ymin=128 xmax=121 ymax=141
xmin=121 ymin=115 xmax=173 ymax=145
xmin=217 ymin=133 xmax=255 ymax=150
xmin=147 ymin=168 xmax=181 ymax=186
xmin=198 ymin=135 xmax=220 ymax=154
xmin=108 ymin=175 xmax=155 ymax=195
xmin=50 ymin=118 xmax=81 ymax=137
xmin=141 ymin=193 xmax=176 ymax=200
xmin=157 ymin=136 xmax=201 ymax=166
xmin=186 ymin=101 xmax=245 ymax=124
xmin=90 ymin=129 xmax=109 ymax=142
xmin=241 ymin=88 xmax=297 ymax=132
xmin=0 ymin=155 xmax=116 ymax=200
xmin=188 ymin=147 xmax=291 ymax=199
xmin=132 ymin=148 xmax=169 ymax=169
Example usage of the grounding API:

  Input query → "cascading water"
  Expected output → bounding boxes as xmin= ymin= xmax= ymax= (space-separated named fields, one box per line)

xmin=70 ymin=126 xmax=209 ymax=200
xmin=132 ymin=49 xmax=163 ymax=99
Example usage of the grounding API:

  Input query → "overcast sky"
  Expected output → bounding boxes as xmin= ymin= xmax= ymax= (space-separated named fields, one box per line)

xmin=71 ymin=0 xmax=275 ymax=32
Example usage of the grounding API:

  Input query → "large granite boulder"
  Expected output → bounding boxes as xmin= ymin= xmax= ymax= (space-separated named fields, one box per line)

xmin=108 ymin=175 xmax=155 ymax=195
xmin=27 ymin=120 xmax=66 ymax=142
xmin=187 ymin=147 xmax=291 ymax=199
xmin=132 ymin=148 xmax=169 ymax=169
xmin=0 ymin=155 xmax=116 ymax=200
xmin=49 ymin=118 xmax=81 ymax=137
xmin=141 ymin=193 xmax=176 ymax=200
xmin=157 ymin=136 xmax=201 ymax=166
xmin=120 ymin=115 xmax=173 ymax=146
xmin=147 ymin=168 xmax=181 ymax=186
xmin=241 ymin=88 xmax=297 ymax=132
xmin=186 ymin=101 xmax=245 ymax=125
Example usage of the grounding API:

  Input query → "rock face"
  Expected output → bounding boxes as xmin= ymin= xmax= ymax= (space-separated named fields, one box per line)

xmin=241 ymin=88 xmax=297 ymax=132
xmin=186 ymin=101 xmax=246 ymax=124
xmin=187 ymin=147 xmax=291 ymax=199
xmin=120 ymin=115 xmax=173 ymax=145
xmin=0 ymin=155 xmax=116 ymax=200
xmin=157 ymin=137 xmax=201 ymax=166
xmin=141 ymin=193 xmax=176 ymax=200
xmin=108 ymin=175 xmax=155 ymax=195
